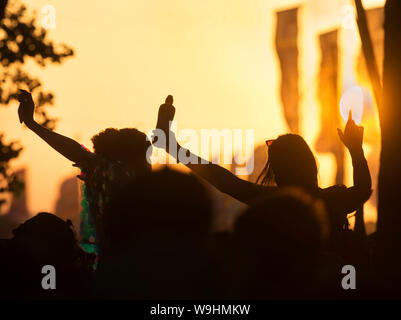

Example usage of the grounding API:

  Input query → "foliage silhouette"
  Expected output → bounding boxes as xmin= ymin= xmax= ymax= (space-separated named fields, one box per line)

xmin=0 ymin=0 xmax=74 ymax=209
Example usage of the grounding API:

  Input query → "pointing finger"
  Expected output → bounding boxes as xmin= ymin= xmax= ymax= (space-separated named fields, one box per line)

xmin=348 ymin=110 xmax=353 ymax=122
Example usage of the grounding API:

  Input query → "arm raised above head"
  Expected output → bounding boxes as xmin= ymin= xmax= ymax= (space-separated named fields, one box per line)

xmin=337 ymin=111 xmax=372 ymax=210
xmin=153 ymin=95 xmax=270 ymax=205
xmin=18 ymin=90 xmax=94 ymax=165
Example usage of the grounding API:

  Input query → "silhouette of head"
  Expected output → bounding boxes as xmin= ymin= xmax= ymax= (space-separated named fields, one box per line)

xmin=6 ymin=212 xmax=93 ymax=299
xmin=107 ymin=167 xmax=213 ymax=252
xmin=257 ymin=134 xmax=318 ymax=190
xmin=100 ymin=168 xmax=215 ymax=299
xmin=231 ymin=188 xmax=327 ymax=299
xmin=92 ymin=128 xmax=152 ymax=172
xmin=11 ymin=212 xmax=80 ymax=265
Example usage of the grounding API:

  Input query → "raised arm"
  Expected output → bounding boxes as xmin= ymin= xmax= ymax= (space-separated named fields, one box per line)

xmin=154 ymin=96 xmax=269 ymax=205
xmin=175 ymin=135 xmax=266 ymax=204
xmin=337 ymin=111 xmax=372 ymax=212
xmin=18 ymin=90 xmax=93 ymax=165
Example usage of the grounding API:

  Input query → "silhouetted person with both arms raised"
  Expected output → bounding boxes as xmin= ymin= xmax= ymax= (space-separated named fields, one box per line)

xmin=154 ymin=96 xmax=372 ymax=258
xmin=17 ymin=90 xmax=152 ymax=264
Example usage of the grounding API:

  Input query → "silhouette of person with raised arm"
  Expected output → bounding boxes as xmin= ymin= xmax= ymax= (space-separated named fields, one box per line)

xmin=17 ymin=90 xmax=152 ymax=265
xmin=154 ymin=96 xmax=372 ymax=250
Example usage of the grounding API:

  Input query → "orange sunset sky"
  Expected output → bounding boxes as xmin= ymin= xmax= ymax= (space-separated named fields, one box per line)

xmin=0 ymin=0 xmax=384 ymax=223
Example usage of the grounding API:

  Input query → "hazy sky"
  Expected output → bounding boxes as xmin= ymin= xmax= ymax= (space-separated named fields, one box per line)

xmin=1 ymin=0 xmax=384 ymax=221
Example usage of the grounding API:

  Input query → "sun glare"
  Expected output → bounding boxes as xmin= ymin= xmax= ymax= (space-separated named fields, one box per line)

xmin=339 ymin=86 xmax=364 ymax=124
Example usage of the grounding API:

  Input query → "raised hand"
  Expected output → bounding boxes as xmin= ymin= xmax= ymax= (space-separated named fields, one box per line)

xmin=156 ymin=95 xmax=175 ymax=133
xmin=337 ymin=110 xmax=364 ymax=153
xmin=17 ymin=89 xmax=35 ymax=126
xmin=153 ymin=95 xmax=176 ymax=149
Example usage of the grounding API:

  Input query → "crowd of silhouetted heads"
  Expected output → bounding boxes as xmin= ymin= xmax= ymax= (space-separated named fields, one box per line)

xmin=0 ymin=164 xmax=383 ymax=300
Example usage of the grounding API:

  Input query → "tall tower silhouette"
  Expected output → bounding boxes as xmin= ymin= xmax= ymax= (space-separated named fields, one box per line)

xmin=54 ymin=175 xmax=80 ymax=234
xmin=0 ymin=168 xmax=31 ymax=238
xmin=6 ymin=168 xmax=31 ymax=222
